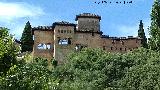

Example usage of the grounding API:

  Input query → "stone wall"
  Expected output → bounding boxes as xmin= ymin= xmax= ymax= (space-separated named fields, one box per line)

xmin=77 ymin=18 xmax=100 ymax=32
xmin=33 ymin=30 xmax=54 ymax=60
xmin=54 ymin=25 xmax=75 ymax=64
xmin=101 ymin=37 xmax=141 ymax=53
xmin=74 ymin=32 xmax=102 ymax=48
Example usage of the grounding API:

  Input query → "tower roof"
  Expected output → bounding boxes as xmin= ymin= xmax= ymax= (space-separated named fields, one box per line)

xmin=52 ymin=21 xmax=76 ymax=27
xmin=75 ymin=13 xmax=101 ymax=21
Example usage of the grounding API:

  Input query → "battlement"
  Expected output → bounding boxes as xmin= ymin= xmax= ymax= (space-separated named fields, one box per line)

xmin=101 ymin=35 xmax=141 ymax=40
xmin=32 ymin=26 xmax=52 ymax=31
xmin=52 ymin=21 xmax=76 ymax=27
xmin=75 ymin=13 xmax=101 ymax=21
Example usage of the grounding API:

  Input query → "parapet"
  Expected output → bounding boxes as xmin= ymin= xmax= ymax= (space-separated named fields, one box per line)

xmin=101 ymin=35 xmax=141 ymax=40
xmin=32 ymin=26 xmax=53 ymax=35
xmin=52 ymin=21 xmax=76 ymax=27
xmin=75 ymin=13 xmax=101 ymax=21
xmin=32 ymin=26 xmax=52 ymax=31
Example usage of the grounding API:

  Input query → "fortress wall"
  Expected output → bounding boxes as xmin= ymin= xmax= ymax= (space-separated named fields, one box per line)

xmin=33 ymin=30 xmax=54 ymax=60
xmin=54 ymin=25 xmax=75 ymax=64
xmin=77 ymin=18 xmax=100 ymax=32
xmin=101 ymin=38 xmax=141 ymax=53
xmin=74 ymin=32 xmax=102 ymax=48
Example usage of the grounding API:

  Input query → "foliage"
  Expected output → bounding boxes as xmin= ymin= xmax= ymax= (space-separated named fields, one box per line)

xmin=20 ymin=21 xmax=33 ymax=52
xmin=53 ymin=48 xmax=129 ymax=89
xmin=1 ymin=42 xmax=160 ymax=90
xmin=149 ymin=0 xmax=160 ymax=51
xmin=51 ymin=58 xmax=58 ymax=67
xmin=0 ymin=57 xmax=59 ymax=90
xmin=52 ymin=48 xmax=160 ymax=90
xmin=22 ymin=52 xmax=33 ymax=63
xmin=138 ymin=20 xmax=147 ymax=48
xmin=0 ymin=27 xmax=18 ymax=75
xmin=117 ymin=48 xmax=160 ymax=90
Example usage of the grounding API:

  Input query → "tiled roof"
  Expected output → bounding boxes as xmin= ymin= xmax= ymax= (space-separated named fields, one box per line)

xmin=76 ymin=13 xmax=101 ymax=20
xmin=54 ymin=21 xmax=74 ymax=25
xmin=32 ymin=26 xmax=52 ymax=30
xmin=101 ymin=35 xmax=141 ymax=40
xmin=78 ymin=13 xmax=100 ymax=17
xmin=52 ymin=21 xmax=76 ymax=27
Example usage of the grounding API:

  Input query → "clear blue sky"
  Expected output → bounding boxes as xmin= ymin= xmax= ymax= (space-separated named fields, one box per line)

xmin=0 ymin=0 xmax=154 ymax=39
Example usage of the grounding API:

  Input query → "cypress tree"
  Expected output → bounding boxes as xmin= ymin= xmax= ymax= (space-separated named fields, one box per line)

xmin=138 ymin=20 xmax=147 ymax=48
xmin=149 ymin=0 xmax=160 ymax=51
xmin=20 ymin=21 xmax=33 ymax=52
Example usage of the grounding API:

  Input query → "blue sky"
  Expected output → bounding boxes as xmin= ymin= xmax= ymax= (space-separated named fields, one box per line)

xmin=0 ymin=0 xmax=154 ymax=39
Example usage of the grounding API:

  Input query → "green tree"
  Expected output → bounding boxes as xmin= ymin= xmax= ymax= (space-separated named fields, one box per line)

xmin=0 ymin=27 xmax=18 ymax=75
xmin=0 ymin=58 xmax=59 ymax=90
xmin=149 ymin=0 xmax=160 ymax=51
xmin=53 ymin=48 xmax=131 ymax=89
xmin=138 ymin=20 xmax=147 ymax=48
xmin=20 ymin=21 xmax=33 ymax=52
xmin=117 ymin=48 xmax=160 ymax=90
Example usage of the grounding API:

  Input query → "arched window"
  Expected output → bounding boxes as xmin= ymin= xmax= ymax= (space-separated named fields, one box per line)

xmin=37 ymin=43 xmax=51 ymax=49
xmin=37 ymin=43 xmax=46 ymax=49
xmin=58 ymin=38 xmax=71 ymax=45
xmin=111 ymin=47 xmax=113 ymax=50
xmin=58 ymin=39 xmax=68 ymax=45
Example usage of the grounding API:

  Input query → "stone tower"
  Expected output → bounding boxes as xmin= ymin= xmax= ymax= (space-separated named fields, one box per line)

xmin=75 ymin=13 xmax=101 ymax=32
xmin=53 ymin=21 xmax=76 ymax=63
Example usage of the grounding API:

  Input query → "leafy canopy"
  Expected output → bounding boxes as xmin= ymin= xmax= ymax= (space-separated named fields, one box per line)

xmin=0 ymin=27 xmax=18 ymax=75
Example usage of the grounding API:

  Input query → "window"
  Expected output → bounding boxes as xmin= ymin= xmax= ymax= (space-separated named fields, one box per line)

xmin=46 ymin=43 xmax=51 ymax=49
xmin=59 ymin=39 xmax=68 ymax=45
xmin=58 ymin=30 xmax=60 ymax=33
xmin=64 ymin=30 xmax=66 ymax=33
xmin=103 ymin=46 xmax=106 ymax=50
xmin=37 ymin=43 xmax=51 ymax=50
xmin=120 ymin=48 xmax=122 ymax=51
xmin=111 ymin=47 xmax=113 ymax=50
xmin=61 ymin=30 xmax=63 ymax=33
xmin=37 ymin=43 xmax=46 ymax=49
xmin=68 ymin=38 xmax=71 ymax=44
xmin=58 ymin=38 xmax=71 ymax=45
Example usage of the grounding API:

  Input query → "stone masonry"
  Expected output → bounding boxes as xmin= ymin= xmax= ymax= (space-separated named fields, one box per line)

xmin=32 ymin=13 xmax=142 ymax=63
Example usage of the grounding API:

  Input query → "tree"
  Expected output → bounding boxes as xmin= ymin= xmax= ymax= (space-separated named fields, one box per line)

xmin=0 ymin=27 xmax=18 ymax=75
xmin=0 ymin=58 xmax=59 ymax=90
xmin=138 ymin=20 xmax=147 ymax=48
xmin=53 ymin=48 xmax=132 ymax=89
xmin=20 ymin=21 xmax=33 ymax=52
xmin=149 ymin=0 xmax=160 ymax=51
xmin=117 ymin=48 xmax=160 ymax=90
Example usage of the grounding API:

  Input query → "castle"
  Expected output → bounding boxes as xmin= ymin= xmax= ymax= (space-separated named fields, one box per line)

xmin=32 ymin=13 xmax=142 ymax=63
